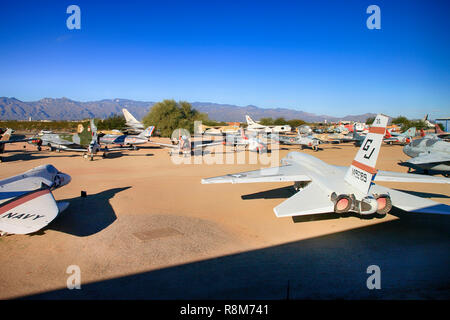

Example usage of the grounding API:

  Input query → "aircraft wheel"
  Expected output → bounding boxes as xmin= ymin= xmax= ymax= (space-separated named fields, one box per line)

xmin=90 ymin=155 xmax=94 ymax=161
xmin=102 ymin=153 xmax=107 ymax=158
xmin=37 ymin=146 xmax=42 ymax=151
xmin=56 ymin=149 xmax=61 ymax=153
xmin=133 ymin=146 xmax=139 ymax=150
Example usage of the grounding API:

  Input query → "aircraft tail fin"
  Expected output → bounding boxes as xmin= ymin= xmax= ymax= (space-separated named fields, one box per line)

xmin=403 ymin=127 xmax=416 ymax=137
xmin=1 ymin=129 xmax=12 ymax=141
xmin=420 ymin=129 xmax=425 ymax=137
xmin=435 ymin=124 xmax=444 ymax=134
xmin=122 ymin=108 xmax=139 ymax=124
xmin=90 ymin=119 xmax=98 ymax=141
xmin=344 ymin=114 xmax=389 ymax=195
xmin=138 ymin=126 xmax=155 ymax=138
xmin=245 ymin=115 xmax=256 ymax=125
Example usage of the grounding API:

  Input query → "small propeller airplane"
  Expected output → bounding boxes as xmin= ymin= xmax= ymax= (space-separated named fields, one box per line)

xmin=0 ymin=164 xmax=71 ymax=235
xmin=202 ymin=114 xmax=450 ymax=219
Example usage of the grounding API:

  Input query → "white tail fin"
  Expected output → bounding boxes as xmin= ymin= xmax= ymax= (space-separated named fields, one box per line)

xmin=90 ymin=119 xmax=98 ymax=141
xmin=122 ymin=108 xmax=139 ymax=124
xmin=138 ymin=126 xmax=155 ymax=138
xmin=245 ymin=115 xmax=256 ymax=125
xmin=344 ymin=114 xmax=388 ymax=194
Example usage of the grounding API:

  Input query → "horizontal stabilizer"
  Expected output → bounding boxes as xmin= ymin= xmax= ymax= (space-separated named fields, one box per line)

xmin=370 ymin=184 xmax=450 ymax=215
xmin=274 ymin=182 xmax=334 ymax=217
xmin=375 ymin=170 xmax=450 ymax=184
xmin=202 ymin=165 xmax=311 ymax=184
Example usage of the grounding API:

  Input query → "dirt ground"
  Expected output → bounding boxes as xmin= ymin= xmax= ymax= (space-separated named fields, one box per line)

xmin=0 ymin=139 xmax=449 ymax=299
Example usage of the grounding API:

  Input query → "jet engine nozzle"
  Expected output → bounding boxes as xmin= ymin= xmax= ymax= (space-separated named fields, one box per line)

xmin=332 ymin=194 xmax=353 ymax=213
xmin=374 ymin=194 xmax=392 ymax=215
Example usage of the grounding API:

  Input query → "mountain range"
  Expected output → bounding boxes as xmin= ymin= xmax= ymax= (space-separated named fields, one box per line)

xmin=0 ymin=97 xmax=376 ymax=123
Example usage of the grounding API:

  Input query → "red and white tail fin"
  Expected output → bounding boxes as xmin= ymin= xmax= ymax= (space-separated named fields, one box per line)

xmin=384 ymin=129 xmax=391 ymax=139
xmin=435 ymin=124 xmax=444 ymax=134
xmin=240 ymin=128 xmax=248 ymax=140
xmin=420 ymin=129 xmax=425 ymax=137
xmin=344 ymin=114 xmax=389 ymax=195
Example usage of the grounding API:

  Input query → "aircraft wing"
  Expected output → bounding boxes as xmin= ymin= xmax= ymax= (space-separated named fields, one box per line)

xmin=0 ymin=138 xmax=34 ymax=145
xmin=149 ymin=142 xmax=178 ymax=149
xmin=192 ymin=141 xmax=223 ymax=150
xmin=369 ymin=184 xmax=450 ymax=215
xmin=274 ymin=182 xmax=334 ymax=217
xmin=405 ymin=152 xmax=450 ymax=165
xmin=375 ymin=170 xmax=450 ymax=183
xmin=0 ymin=188 xmax=60 ymax=234
xmin=202 ymin=164 xmax=311 ymax=184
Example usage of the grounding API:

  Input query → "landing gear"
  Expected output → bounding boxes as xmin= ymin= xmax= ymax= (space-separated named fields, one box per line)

xmin=37 ymin=146 xmax=42 ymax=151
xmin=133 ymin=145 xmax=139 ymax=151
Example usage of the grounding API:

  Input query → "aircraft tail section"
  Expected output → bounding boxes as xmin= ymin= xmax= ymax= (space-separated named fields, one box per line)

xmin=1 ymin=129 xmax=12 ymax=141
xmin=435 ymin=124 xmax=444 ymax=134
xmin=245 ymin=115 xmax=256 ymax=126
xmin=90 ymin=119 xmax=98 ymax=141
xmin=344 ymin=114 xmax=388 ymax=195
xmin=403 ymin=127 xmax=416 ymax=137
xmin=122 ymin=108 xmax=139 ymax=124
xmin=138 ymin=126 xmax=155 ymax=138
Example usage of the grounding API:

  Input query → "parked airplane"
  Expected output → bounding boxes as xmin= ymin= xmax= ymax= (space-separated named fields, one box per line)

xmin=269 ymin=132 xmax=320 ymax=151
xmin=0 ymin=164 xmax=71 ymax=235
xmin=151 ymin=133 xmax=223 ymax=156
xmin=245 ymin=115 xmax=291 ymax=133
xmin=422 ymin=114 xmax=435 ymax=129
xmin=224 ymin=129 xmax=268 ymax=153
xmin=0 ymin=128 xmax=36 ymax=161
xmin=33 ymin=120 xmax=132 ymax=160
xmin=202 ymin=114 xmax=450 ymax=218
xmin=400 ymin=137 xmax=450 ymax=175
xmin=122 ymin=108 xmax=145 ymax=134
xmin=384 ymin=127 xmax=416 ymax=145
xmin=100 ymin=126 xmax=155 ymax=150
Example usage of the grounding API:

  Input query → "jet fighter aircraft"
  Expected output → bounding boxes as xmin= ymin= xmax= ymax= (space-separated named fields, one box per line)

xmin=384 ymin=127 xmax=416 ymax=145
xmin=202 ymin=114 xmax=450 ymax=218
xmin=0 ymin=128 xmax=36 ymax=161
xmin=223 ymin=129 xmax=268 ymax=153
xmin=0 ymin=164 xmax=71 ymax=235
xmin=100 ymin=126 xmax=155 ymax=150
xmin=269 ymin=132 xmax=320 ymax=151
xmin=151 ymin=132 xmax=224 ymax=156
xmin=400 ymin=137 xmax=450 ymax=175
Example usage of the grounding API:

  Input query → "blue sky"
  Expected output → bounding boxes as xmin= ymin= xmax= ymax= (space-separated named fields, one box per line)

xmin=0 ymin=0 xmax=449 ymax=119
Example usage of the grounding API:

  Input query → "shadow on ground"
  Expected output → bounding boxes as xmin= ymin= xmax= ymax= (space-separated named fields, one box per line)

xmin=23 ymin=206 xmax=450 ymax=299
xmin=45 ymin=187 xmax=131 ymax=237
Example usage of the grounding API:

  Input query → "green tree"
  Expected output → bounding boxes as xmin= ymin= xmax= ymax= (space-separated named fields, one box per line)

xmin=142 ymin=99 xmax=208 ymax=137
xmin=365 ymin=117 xmax=375 ymax=125
xmin=259 ymin=117 xmax=274 ymax=126
xmin=287 ymin=119 xmax=306 ymax=128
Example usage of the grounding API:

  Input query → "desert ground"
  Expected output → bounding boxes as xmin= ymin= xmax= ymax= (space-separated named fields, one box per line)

xmin=0 ymin=138 xmax=449 ymax=299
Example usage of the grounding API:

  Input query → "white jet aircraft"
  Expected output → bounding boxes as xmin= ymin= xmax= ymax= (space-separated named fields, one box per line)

xmin=202 ymin=114 xmax=450 ymax=218
xmin=122 ymin=108 xmax=145 ymax=133
xmin=245 ymin=115 xmax=291 ymax=133
xmin=0 ymin=164 xmax=71 ymax=235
